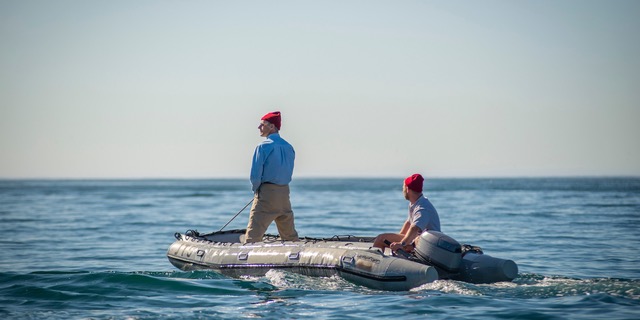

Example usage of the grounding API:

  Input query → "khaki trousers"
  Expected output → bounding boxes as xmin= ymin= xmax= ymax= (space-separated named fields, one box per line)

xmin=244 ymin=183 xmax=299 ymax=243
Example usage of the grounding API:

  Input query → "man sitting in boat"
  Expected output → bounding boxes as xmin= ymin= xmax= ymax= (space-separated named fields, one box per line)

xmin=373 ymin=173 xmax=441 ymax=254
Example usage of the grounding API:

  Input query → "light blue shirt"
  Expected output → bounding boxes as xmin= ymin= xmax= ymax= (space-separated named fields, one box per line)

xmin=408 ymin=194 xmax=441 ymax=232
xmin=250 ymin=133 xmax=295 ymax=192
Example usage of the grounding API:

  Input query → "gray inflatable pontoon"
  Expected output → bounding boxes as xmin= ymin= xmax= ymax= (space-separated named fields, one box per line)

xmin=167 ymin=229 xmax=518 ymax=291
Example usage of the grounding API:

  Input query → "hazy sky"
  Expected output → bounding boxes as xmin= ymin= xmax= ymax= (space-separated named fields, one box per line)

xmin=1 ymin=0 xmax=639 ymax=179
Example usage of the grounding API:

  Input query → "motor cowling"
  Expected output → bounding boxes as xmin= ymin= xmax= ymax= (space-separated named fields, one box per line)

xmin=414 ymin=230 xmax=462 ymax=273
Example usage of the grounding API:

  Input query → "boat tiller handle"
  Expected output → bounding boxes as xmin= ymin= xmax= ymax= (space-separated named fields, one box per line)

xmin=384 ymin=239 xmax=411 ymax=259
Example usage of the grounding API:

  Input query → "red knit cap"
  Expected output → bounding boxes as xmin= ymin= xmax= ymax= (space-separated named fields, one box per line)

xmin=261 ymin=111 xmax=281 ymax=130
xmin=404 ymin=174 xmax=424 ymax=193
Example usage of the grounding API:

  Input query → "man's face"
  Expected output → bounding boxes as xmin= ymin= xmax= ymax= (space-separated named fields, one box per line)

xmin=258 ymin=120 xmax=274 ymax=137
xmin=403 ymin=183 xmax=409 ymax=200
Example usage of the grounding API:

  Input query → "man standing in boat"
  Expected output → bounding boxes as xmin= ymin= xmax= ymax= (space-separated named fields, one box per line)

xmin=373 ymin=173 xmax=440 ymax=253
xmin=244 ymin=111 xmax=300 ymax=243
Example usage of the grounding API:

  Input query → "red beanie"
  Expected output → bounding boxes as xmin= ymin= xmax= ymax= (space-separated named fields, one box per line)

xmin=404 ymin=174 xmax=424 ymax=193
xmin=261 ymin=111 xmax=281 ymax=130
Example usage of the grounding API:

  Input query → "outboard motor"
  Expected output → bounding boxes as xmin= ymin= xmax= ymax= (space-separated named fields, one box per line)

xmin=454 ymin=250 xmax=518 ymax=284
xmin=414 ymin=231 xmax=462 ymax=274
xmin=414 ymin=231 xmax=518 ymax=283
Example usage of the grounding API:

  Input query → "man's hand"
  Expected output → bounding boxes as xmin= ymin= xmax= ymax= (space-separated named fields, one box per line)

xmin=390 ymin=241 xmax=407 ymax=252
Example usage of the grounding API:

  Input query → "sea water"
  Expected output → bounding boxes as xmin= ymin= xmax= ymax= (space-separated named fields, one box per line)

xmin=0 ymin=178 xmax=639 ymax=319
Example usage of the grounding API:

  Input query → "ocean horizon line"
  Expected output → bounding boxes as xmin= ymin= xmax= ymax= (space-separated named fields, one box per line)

xmin=1 ymin=175 xmax=639 ymax=181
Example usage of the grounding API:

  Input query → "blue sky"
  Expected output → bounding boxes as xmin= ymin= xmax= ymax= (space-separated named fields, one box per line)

xmin=1 ymin=0 xmax=639 ymax=178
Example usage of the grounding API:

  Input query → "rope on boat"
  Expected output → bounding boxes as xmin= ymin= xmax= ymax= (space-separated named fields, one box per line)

xmin=175 ymin=229 xmax=377 ymax=246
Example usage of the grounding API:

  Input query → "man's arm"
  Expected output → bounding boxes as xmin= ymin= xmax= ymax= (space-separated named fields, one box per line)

xmin=400 ymin=224 xmax=422 ymax=245
xmin=250 ymin=145 xmax=266 ymax=192
xmin=390 ymin=224 xmax=422 ymax=252
xmin=398 ymin=220 xmax=411 ymax=234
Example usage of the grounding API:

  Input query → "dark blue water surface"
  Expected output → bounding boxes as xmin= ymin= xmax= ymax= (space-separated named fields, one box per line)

xmin=1 ymin=178 xmax=639 ymax=319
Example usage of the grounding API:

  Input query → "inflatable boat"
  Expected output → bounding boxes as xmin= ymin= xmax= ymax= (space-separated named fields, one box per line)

xmin=167 ymin=229 xmax=518 ymax=291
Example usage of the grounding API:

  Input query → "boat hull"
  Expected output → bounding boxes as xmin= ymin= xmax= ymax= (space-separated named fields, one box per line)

xmin=167 ymin=229 xmax=517 ymax=290
xmin=167 ymin=230 xmax=438 ymax=291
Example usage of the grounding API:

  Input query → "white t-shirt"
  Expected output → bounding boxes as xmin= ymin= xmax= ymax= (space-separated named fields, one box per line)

xmin=407 ymin=194 xmax=441 ymax=232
